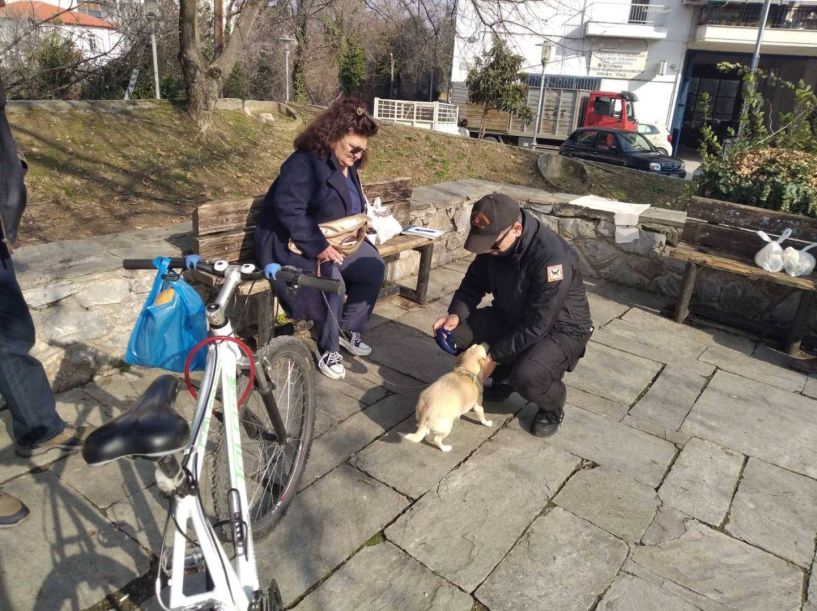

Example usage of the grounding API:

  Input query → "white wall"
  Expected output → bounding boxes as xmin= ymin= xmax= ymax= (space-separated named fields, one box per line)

xmin=451 ymin=0 xmax=696 ymax=128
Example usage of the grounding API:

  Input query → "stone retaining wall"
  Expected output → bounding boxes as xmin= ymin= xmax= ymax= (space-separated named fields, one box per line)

xmin=11 ymin=179 xmax=809 ymax=394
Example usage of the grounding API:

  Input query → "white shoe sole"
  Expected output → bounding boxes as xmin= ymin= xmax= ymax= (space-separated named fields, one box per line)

xmin=315 ymin=349 xmax=346 ymax=380
xmin=339 ymin=335 xmax=372 ymax=357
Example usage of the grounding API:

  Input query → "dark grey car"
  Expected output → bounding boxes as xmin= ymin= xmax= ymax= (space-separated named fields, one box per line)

xmin=559 ymin=127 xmax=686 ymax=179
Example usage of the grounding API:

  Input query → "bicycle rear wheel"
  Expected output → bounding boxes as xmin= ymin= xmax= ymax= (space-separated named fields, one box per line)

xmin=207 ymin=336 xmax=316 ymax=540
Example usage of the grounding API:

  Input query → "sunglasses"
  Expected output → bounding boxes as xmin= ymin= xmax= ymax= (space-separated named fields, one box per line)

xmin=348 ymin=144 xmax=367 ymax=156
xmin=486 ymin=225 xmax=514 ymax=252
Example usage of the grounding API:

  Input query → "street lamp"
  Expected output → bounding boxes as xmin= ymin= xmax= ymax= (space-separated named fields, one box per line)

xmin=533 ymin=43 xmax=552 ymax=144
xmin=278 ymin=36 xmax=295 ymax=102
xmin=144 ymin=0 xmax=161 ymax=100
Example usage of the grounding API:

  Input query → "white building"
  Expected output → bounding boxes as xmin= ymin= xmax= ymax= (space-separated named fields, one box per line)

xmin=450 ymin=0 xmax=817 ymax=149
xmin=0 ymin=0 xmax=123 ymax=60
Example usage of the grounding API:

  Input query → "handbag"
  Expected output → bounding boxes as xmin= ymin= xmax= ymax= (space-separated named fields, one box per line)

xmin=366 ymin=196 xmax=403 ymax=245
xmin=288 ymin=213 xmax=369 ymax=257
xmin=125 ymin=256 xmax=208 ymax=372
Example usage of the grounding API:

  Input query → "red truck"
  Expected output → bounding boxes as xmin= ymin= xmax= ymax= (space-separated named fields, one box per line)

xmin=449 ymin=84 xmax=638 ymax=147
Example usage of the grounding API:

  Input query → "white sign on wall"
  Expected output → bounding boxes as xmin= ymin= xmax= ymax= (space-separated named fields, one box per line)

xmin=589 ymin=50 xmax=648 ymax=79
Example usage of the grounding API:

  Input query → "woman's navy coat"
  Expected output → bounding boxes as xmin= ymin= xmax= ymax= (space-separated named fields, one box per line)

xmin=254 ymin=149 xmax=368 ymax=322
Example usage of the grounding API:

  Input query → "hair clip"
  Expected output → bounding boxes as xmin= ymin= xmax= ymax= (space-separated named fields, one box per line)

xmin=356 ymin=107 xmax=365 ymax=116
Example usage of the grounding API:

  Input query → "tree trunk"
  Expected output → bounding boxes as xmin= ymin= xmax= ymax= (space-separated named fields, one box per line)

xmin=178 ymin=0 xmax=264 ymax=132
xmin=291 ymin=1 xmax=309 ymax=103
xmin=478 ymin=105 xmax=489 ymax=140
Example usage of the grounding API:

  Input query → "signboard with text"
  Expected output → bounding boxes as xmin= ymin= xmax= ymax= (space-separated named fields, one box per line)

xmin=589 ymin=50 xmax=647 ymax=79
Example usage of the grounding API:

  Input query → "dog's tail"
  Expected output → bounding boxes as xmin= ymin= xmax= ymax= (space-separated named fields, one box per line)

xmin=402 ymin=424 xmax=430 ymax=443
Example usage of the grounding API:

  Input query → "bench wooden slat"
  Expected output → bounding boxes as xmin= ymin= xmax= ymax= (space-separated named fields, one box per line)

xmin=670 ymin=243 xmax=817 ymax=291
xmin=362 ymin=177 xmax=412 ymax=204
xmin=688 ymin=197 xmax=817 ymax=242
xmin=680 ymin=220 xmax=778 ymax=261
xmin=378 ymin=234 xmax=434 ymax=257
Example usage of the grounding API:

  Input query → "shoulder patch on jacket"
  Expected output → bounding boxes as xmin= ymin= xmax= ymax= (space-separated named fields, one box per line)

xmin=546 ymin=264 xmax=564 ymax=283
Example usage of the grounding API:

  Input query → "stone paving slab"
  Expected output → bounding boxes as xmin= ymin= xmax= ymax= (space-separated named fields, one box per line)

xmin=256 ymin=464 xmax=410 ymax=607
xmin=365 ymin=322 xmax=452 ymax=384
xmin=0 ymin=471 xmax=150 ymax=611
xmin=622 ymin=559 xmax=732 ymax=611
xmin=300 ymin=394 xmax=414 ymax=489
xmin=597 ymin=572 xmax=701 ymax=611
xmin=0 ymin=412 xmax=74 ymax=484
xmin=631 ymin=521 xmax=803 ymax=609
xmin=343 ymin=356 xmax=427 ymax=402
xmin=386 ymin=428 xmax=580 ymax=592
xmin=476 ymin=507 xmax=628 ymax=611
xmin=396 ymin=266 xmax=469 ymax=304
xmin=393 ymin=303 xmax=444 ymax=336
xmin=699 ymin=344 xmax=806 ymax=392
xmin=106 ymin=484 xmax=167 ymax=554
xmin=514 ymin=405 xmax=677 ymax=487
xmin=350 ymin=397 xmax=523 ymax=499
xmin=294 ymin=541 xmax=473 ymax=611
xmin=54 ymin=450 xmax=156 ymax=510
xmin=627 ymin=365 xmax=710 ymax=432
xmin=553 ymin=468 xmax=659 ymax=542
xmin=804 ymin=374 xmax=817 ymax=400
xmin=726 ymin=457 xmax=817 ymax=568
xmin=658 ymin=438 xmax=743 ymax=527
xmin=602 ymin=318 xmax=707 ymax=362
xmin=587 ymin=293 xmax=629 ymax=328
xmin=589 ymin=327 xmax=716 ymax=378
xmin=641 ymin=505 xmax=694 ymax=546
xmin=565 ymin=342 xmax=662 ymax=406
xmin=313 ymin=375 xmax=389 ymax=439
xmin=565 ymin=386 xmax=629 ymax=421
xmin=683 ymin=370 xmax=817 ymax=480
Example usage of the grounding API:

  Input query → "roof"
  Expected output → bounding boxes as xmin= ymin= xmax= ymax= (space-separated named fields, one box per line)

xmin=0 ymin=1 xmax=115 ymax=29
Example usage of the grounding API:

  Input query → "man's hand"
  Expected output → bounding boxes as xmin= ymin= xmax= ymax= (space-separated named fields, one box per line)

xmin=482 ymin=353 xmax=497 ymax=382
xmin=432 ymin=313 xmax=460 ymax=333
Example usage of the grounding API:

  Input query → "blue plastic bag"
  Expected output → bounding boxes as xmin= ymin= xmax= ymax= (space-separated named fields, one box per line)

xmin=125 ymin=257 xmax=207 ymax=372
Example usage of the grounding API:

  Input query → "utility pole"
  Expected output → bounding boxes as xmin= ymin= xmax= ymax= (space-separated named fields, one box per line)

xmin=214 ymin=0 xmax=224 ymax=56
xmin=738 ymin=0 xmax=772 ymax=136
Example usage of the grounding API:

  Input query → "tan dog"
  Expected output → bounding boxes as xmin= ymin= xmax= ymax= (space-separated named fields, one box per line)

xmin=403 ymin=343 xmax=493 ymax=452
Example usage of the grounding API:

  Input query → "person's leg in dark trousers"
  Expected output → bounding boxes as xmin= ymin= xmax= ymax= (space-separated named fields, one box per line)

xmin=0 ymin=244 xmax=65 ymax=446
xmin=511 ymin=330 xmax=590 ymax=437
xmin=316 ymin=240 xmax=384 ymax=353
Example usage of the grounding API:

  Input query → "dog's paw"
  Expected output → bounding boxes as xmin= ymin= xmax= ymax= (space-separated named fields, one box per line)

xmin=440 ymin=444 xmax=453 ymax=452
xmin=482 ymin=419 xmax=494 ymax=427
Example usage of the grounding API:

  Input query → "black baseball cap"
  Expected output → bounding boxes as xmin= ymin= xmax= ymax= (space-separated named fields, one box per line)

xmin=464 ymin=193 xmax=521 ymax=253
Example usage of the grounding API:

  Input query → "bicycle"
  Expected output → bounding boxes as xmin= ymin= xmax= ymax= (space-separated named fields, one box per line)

xmin=82 ymin=256 xmax=341 ymax=610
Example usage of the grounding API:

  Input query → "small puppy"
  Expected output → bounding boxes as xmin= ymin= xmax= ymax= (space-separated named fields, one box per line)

xmin=403 ymin=343 xmax=493 ymax=452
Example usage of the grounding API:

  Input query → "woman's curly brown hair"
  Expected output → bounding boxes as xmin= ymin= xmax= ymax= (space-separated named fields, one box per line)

xmin=293 ymin=97 xmax=378 ymax=165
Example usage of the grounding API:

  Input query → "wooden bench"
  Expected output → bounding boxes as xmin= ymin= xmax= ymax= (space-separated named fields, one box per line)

xmin=192 ymin=177 xmax=435 ymax=344
xmin=669 ymin=197 xmax=817 ymax=355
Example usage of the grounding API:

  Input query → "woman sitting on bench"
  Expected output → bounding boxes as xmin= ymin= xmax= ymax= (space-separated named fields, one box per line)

xmin=255 ymin=97 xmax=384 ymax=380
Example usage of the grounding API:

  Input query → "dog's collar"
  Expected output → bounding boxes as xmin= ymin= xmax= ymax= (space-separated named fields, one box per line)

xmin=454 ymin=367 xmax=482 ymax=389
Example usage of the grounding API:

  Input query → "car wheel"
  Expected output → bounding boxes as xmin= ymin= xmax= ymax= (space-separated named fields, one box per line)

xmin=657 ymin=147 xmax=670 ymax=156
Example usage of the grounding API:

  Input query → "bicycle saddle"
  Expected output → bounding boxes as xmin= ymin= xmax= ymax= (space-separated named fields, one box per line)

xmin=82 ymin=375 xmax=190 ymax=465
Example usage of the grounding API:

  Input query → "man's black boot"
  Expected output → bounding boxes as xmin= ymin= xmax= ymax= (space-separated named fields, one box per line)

xmin=530 ymin=408 xmax=564 ymax=438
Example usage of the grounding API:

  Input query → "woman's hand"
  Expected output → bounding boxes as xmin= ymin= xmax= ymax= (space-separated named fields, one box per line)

xmin=317 ymin=245 xmax=344 ymax=265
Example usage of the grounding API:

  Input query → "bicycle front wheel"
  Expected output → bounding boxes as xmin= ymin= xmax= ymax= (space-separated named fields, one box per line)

xmin=208 ymin=336 xmax=316 ymax=540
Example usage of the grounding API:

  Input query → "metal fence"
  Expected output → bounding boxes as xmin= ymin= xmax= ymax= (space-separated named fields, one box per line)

xmin=701 ymin=4 xmax=817 ymax=30
xmin=373 ymin=98 xmax=459 ymax=130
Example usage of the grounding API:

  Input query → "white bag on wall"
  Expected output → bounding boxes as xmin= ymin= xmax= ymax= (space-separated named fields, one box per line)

xmin=366 ymin=196 xmax=403 ymax=245
xmin=754 ymin=229 xmax=792 ymax=273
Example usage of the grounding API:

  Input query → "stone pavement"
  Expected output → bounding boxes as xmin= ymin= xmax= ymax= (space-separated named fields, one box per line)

xmin=2 ymin=257 xmax=817 ymax=610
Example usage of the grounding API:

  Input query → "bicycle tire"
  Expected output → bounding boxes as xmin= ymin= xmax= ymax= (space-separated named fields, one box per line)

xmin=206 ymin=336 xmax=316 ymax=541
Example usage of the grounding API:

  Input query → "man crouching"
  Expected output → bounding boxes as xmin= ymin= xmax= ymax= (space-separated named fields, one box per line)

xmin=432 ymin=193 xmax=594 ymax=438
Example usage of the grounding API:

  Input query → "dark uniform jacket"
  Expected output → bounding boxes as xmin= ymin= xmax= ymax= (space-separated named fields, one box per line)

xmin=254 ymin=149 xmax=367 ymax=322
xmin=0 ymin=79 xmax=27 ymax=247
xmin=449 ymin=210 xmax=593 ymax=364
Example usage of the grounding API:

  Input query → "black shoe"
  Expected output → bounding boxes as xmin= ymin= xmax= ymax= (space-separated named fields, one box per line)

xmin=530 ymin=409 xmax=564 ymax=438
xmin=483 ymin=383 xmax=514 ymax=402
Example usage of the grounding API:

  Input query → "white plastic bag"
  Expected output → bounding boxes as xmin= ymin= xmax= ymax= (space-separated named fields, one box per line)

xmin=782 ymin=242 xmax=817 ymax=277
xmin=754 ymin=229 xmax=792 ymax=272
xmin=366 ymin=196 xmax=403 ymax=245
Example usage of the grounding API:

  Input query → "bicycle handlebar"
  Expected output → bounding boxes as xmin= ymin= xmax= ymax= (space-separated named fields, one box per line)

xmin=122 ymin=258 xmax=342 ymax=294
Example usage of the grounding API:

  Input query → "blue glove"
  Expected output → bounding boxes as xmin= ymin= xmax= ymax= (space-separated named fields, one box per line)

xmin=264 ymin=263 xmax=282 ymax=280
xmin=184 ymin=254 xmax=201 ymax=270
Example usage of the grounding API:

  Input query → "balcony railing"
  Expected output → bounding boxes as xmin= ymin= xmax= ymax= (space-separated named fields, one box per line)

xmin=586 ymin=2 xmax=668 ymax=26
xmin=700 ymin=4 xmax=817 ymax=31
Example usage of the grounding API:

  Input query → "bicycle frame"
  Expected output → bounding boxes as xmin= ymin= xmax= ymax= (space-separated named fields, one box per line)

xmin=157 ymin=264 xmax=260 ymax=610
